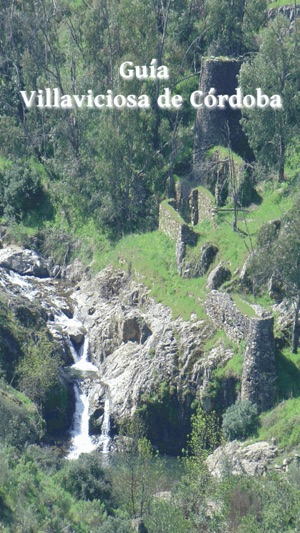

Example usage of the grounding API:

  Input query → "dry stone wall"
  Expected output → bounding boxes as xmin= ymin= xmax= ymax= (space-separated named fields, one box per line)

xmin=159 ymin=200 xmax=198 ymax=274
xmin=205 ymin=290 xmax=276 ymax=412
xmin=190 ymin=187 xmax=215 ymax=225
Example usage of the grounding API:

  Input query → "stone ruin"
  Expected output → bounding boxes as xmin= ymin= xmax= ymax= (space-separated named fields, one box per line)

xmin=206 ymin=290 xmax=276 ymax=412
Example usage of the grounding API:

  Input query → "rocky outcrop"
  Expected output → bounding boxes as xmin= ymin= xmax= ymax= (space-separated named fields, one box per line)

xmin=207 ymin=440 xmax=278 ymax=478
xmin=205 ymin=291 xmax=276 ymax=411
xmin=0 ymin=245 xmax=59 ymax=278
xmin=61 ymin=258 xmax=87 ymax=283
xmin=70 ymin=266 xmax=224 ymax=453
xmin=180 ymin=242 xmax=219 ymax=279
xmin=207 ymin=263 xmax=231 ymax=290
xmin=268 ymin=4 xmax=300 ymax=24
xmin=200 ymin=243 xmax=218 ymax=272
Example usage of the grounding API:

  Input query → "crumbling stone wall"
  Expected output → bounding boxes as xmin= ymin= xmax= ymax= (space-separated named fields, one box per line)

xmin=242 ymin=318 xmax=276 ymax=410
xmin=159 ymin=200 xmax=184 ymax=241
xmin=193 ymin=57 xmax=252 ymax=183
xmin=206 ymin=291 xmax=249 ymax=341
xmin=190 ymin=186 xmax=216 ymax=225
xmin=159 ymin=200 xmax=198 ymax=274
xmin=205 ymin=290 xmax=276 ymax=411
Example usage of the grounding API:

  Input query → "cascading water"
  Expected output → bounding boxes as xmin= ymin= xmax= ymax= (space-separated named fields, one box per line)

xmin=71 ymin=336 xmax=98 ymax=373
xmin=67 ymin=382 xmax=97 ymax=460
xmin=67 ymin=334 xmax=98 ymax=460
xmin=0 ymin=264 xmax=110 ymax=459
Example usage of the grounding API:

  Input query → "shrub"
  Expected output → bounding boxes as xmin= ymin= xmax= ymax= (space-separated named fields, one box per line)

xmin=0 ymin=162 xmax=44 ymax=220
xmin=59 ymin=452 xmax=111 ymax=502
xmin=222 ymin=399 xmax=258 ymax=441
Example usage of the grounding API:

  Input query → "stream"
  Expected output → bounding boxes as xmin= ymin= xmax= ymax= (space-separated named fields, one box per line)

xmin=0 ymin=266 xmax=111 ymax=459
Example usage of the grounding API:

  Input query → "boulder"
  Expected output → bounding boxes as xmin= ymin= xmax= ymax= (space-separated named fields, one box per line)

xmin=61 ymin=258 xmax=87 ymax=283
xmin=0 ymin=245 xmax=50 ymax=277
xmin=239 ymin=255 xmax=253 ymax=289
xmin=207 ymin=262 xmax=231 ymax=290
xmin=61 ymin=323 xmax=86 ymax=345
xmin=207 ymin=440 xmax=278 ymax=478
xmin=199 ymin=243 xmax=218 ymax=275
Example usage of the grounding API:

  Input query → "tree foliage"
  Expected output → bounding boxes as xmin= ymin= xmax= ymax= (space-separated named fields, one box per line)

xmin=239 ymin=15 xmax=300 ymax=181
xmin=16 ymin=333 xmax=61 ymax=411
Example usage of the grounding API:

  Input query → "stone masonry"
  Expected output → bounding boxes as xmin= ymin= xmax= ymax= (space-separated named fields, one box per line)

xmin=190 ymin=187 xmax=215 ymax=225
xmin=159 ymin=200 xmax=198 ymax=274
xmin=193 ymin=57 xmax=252 ymax=183
xmin=205 ymin=290 xmax=276 ymax=412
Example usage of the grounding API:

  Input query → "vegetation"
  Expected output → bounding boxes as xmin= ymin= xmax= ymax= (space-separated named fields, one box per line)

xmin=222 ymin=399 xmax=259 ymax=441
xmin=0 ymin=0 xmax=300 ymax=530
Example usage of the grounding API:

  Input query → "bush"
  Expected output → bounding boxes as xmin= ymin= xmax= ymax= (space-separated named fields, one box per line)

xmin=0 ymin=162 xmax=44 ymax=220
xmin=222 ymin=400 xmax=258 ymax=441
xmin=59 ymin=452 xmax=111 ymax=502
xmin=0 ymin=385 xmax=44 ymax=447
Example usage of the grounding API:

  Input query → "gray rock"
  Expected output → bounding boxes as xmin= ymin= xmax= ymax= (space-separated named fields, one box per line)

xmin=207 ymin=262 xmax=231 ymax=290
xmin=200 ymin=242 xmax=218 ymax=275
xmin=119 ymin=314 xmax=152 ymax=344
xmin=61 ymin=258 xmax=87 ymax=283
xmin=239 ymin=255 xmax=253 ymax=289
xmin=0 ymin=245 xmax=50 ymax=277
xmin=207 ymin=440 xmax=278 ymax=478
xmin=71 ymin=266 xmax=214 ymax=443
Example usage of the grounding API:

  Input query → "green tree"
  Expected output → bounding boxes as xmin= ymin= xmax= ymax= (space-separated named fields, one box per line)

xmin=0 ymin=161 xmax=44 ymax=220
xmin=17 ymin=334 xmax=61 ymax=411
xmin=200 ymin=0 xmax=267 ymax=56
xmin=272 ymin=210 xmax=300 ymax=353
xmin=239 ymin=15 xmax=300 ymax=181
xmin=188 ymin=404 xmax=221 ymax=460
xmin=59 ymin=452 xmax=111 ymax=503
xmin=112 ymin=416 xmax=164 ymax=520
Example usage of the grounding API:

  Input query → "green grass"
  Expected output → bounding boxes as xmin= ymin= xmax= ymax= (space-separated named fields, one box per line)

xmin=161 ymin=199 xmax=187 ymax=225
xmin=275 ymin=346 xmax=300 ymax=398
xmin=256 ymin=397 xmax=300 ymax=450
xmin=0 ymin=380 xmax=37 ymax=413
xmin=194 ymin=179 xmax=293 ymax=273
xmin=224 ymin=352 xmax=244 ymax=377
xmin=232 ymin=295 xmax=256 ymax=318
xmin=93 ymin=230 xmax=207 ymax=320
xmin=194 ymin=185 xmax=215 ymax=202
xmin=207 ymin=145 xmax=244 ymax=166
xmin=249 ymin=345 xmax=300 ymax=450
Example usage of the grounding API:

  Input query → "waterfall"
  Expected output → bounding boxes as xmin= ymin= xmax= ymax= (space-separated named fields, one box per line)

xmin=67 ymin=382 xmax=97 ymax=460
xmin=71 ymin=336 xmax=98 ymax=372
xmin=0 ymin=264 xmax=110 ymax=459
xmin=67 ymin=335 xmax=98 ymax=459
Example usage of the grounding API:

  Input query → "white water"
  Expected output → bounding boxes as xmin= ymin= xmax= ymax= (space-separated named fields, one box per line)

xmin=72 ymin=336 xmax=98 ymax=372
xmin=67 ymin=382 xmax=97 ymax=459
xmin=0 ymin=266 xmax=109 ymax=459
xmin=67 ymin=334 xmax=98 ymax=459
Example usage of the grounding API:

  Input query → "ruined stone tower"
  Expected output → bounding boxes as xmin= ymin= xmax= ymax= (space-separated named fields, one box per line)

xmin=193 ymin=57 xmax=252 ymax=182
